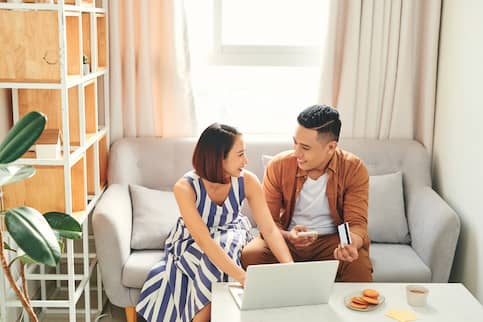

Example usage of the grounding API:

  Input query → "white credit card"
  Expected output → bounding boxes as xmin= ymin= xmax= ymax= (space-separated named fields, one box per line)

xmin=337 ymin=222 xmax=352 ymax=246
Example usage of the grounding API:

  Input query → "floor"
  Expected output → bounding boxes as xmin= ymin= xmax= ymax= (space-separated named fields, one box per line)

xmin=40 ymin=301 xmax=127 ymax=322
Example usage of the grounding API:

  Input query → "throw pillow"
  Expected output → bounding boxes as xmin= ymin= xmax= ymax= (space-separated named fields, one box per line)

xmin=129 ymin=184 xmax=180 ymax=250
xmin=368 ymin=171 xmax=410 ymax=243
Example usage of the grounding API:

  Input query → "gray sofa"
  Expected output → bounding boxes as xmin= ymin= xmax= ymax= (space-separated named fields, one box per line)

xmin=92 ymin=137 xmax=460 ymax=308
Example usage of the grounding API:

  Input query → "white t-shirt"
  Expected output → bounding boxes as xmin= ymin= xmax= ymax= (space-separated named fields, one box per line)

xmin=288 ymin=173 xmax=337 ymax=235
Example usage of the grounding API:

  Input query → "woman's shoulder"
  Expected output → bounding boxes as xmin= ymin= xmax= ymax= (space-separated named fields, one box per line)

xmin=239 ymin=169 xmax=261 ymax=193
xmin=182 ymin=170 xmax=198 ymax=180
xmin=174 ymin=171 xmax=197 ymax=190
xmin=240 ymin=169 xmax=257 ymax=182
xmin=173 ymin=176 xmax=196 ymax=202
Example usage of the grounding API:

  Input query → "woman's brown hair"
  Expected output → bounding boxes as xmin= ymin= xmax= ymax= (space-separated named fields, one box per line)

xmin=192 ymin=123 xmax=241 ymax=183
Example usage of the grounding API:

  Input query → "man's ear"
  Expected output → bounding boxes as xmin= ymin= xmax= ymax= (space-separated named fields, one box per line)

xmin=327 ymin=141 xmax=337 ymax=154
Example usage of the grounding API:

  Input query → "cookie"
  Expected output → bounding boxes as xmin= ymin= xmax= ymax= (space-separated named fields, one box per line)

xmin=362 ymin=289 xmax=379 ymax=298
xmin=351 ymin=296 xmax=368 ymax=305
xmin=350 ymin=301 xmax=368 ymax=309
xmin=362 ymin=295 xmax=379 ymax=305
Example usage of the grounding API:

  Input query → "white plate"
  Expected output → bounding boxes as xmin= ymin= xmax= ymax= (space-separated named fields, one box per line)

xmin=344 ymin=291 xmax=385 ymax=312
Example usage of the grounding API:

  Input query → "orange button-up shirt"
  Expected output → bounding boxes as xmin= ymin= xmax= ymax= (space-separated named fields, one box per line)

xmin=263 ymin=147 xmax=370 ymax=249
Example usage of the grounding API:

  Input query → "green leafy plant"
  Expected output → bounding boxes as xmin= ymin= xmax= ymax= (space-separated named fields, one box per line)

xmin=83 ymin=55 xmax=88 ymax=64
xmin=0 ymin=111 xmax=82 ymax=322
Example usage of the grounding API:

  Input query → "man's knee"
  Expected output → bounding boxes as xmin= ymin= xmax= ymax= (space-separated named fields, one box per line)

xmin=337 ymin=251 xmax=373 ymax=282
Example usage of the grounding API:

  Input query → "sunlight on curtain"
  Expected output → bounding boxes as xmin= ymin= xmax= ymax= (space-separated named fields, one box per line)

xmin=109 ymin=0 xmax=195 ymax=141
xmin=319 ymin=0 xmax=441 ymax=149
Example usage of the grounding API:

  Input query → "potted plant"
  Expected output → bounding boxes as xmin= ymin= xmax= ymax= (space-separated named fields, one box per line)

xmin=0 ymin=112 xmax=82 ymax=322
xmin=83 ymin=55 xmax=90 ymax=75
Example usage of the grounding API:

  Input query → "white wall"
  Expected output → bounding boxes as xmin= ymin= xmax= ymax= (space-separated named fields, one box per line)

xmin=433 ymin=0 xmax=483 ymax=302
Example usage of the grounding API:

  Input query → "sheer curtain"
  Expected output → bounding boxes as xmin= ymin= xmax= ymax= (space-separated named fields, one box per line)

xmin=109 ymin=0 xmax=195 ymax=142
xmin=319 ymin=0 xmax=441 ymax=150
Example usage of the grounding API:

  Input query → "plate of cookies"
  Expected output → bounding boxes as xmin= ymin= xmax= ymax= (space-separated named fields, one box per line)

xmin=344 ymin=288 xmax=385 ymax=311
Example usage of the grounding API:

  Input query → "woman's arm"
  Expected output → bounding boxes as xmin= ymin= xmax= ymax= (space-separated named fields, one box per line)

xmin=173 ymin=179 xmax=246 ymax=284
xmin=244 ymin=171 xmax=293 ymax=263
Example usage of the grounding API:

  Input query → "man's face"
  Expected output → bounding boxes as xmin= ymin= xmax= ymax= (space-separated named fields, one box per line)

xmin=293 ymin=125 xmax=337 ymax=173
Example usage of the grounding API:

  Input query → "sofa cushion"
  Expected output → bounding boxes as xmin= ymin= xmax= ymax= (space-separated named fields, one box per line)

xmin=370 ymin=243 xmax=431 ymax=282
xmin=368 ymin=172 xmax=410 ymax=243
xmin=130 ymin=184 xmax=180 ymax=250
xmin=122 ymin=250 xmax=165 ymax=288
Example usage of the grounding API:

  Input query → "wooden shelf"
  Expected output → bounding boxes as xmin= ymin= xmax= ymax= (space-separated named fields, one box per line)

xmin=86 ymin=130 xmax=107 ymax=195
xmin=0 ymin=1 xmax=109 ymax=319
xmin=66 ymin=13 xmax=81 ymax=78
xmin=0 ymin=10 xmax=60 ymax=83
xmin=86 ymin=143 xmax=95 ymax=195
xmin=3 ymin=155 xmax=86 ymax=214
xmin=99 ymin=132 xmax=107 ymax=189
xmin=96 ymin=13 xmax=107 ymax=70
xmin=84 ymin=79 xmax=97 ymax=136
xmin=17 ymin=87 xmax=82 ymax=145
xmin=81 ymin=12 xmax=91 ymax=76
xmin=82 ymin=0 xmax=94 ymax=7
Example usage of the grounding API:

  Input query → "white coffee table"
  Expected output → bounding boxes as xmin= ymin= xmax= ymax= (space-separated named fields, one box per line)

xmin=212 ymin=282 xmax=483 ymax=322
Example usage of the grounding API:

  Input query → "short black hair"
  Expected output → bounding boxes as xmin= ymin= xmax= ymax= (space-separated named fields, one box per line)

xmin=192 ymin=123 xmax=241 ymax=183
xmin=297 ymin=105 xmax=341 ymax=142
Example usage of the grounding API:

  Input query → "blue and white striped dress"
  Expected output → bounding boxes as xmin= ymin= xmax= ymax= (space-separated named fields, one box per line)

xmin=136 ymin=171 xmax=253 ymax=322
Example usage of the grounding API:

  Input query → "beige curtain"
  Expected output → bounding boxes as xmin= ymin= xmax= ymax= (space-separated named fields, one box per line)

xmin=319 ymin=0 xmax=441 ymax=150
xmin=109 ymin=0 xmax=195 ymax=141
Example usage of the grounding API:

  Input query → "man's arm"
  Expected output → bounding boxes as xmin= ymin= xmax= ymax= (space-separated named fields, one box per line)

xmin=342 ymin=160 xmax=370 ymax=249
xmin=262 ymin=159 xmax=284 ymax=230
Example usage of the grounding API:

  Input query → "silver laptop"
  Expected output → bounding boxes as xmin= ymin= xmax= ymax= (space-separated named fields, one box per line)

xmin=229 ymin=260 xmax=339 ymax=310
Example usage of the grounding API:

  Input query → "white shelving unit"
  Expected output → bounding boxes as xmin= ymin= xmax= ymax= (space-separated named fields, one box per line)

xmin=0 ymin=1 xmax=109 ymax=321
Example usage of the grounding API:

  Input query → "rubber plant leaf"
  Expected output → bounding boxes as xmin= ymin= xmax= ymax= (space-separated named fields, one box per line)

xmin=0 ymin=111 xmax=47 ymax=164
xmin=5 ymin=207 xmax=61 ymax=267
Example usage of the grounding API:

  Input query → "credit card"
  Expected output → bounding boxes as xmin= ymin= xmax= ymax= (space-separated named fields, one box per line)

xmin=337 ymin=222 xmax=352 ymax=246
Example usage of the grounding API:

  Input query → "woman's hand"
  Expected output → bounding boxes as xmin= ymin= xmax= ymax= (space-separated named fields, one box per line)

xmin=234 ymin=269 xmax=246 ymax=287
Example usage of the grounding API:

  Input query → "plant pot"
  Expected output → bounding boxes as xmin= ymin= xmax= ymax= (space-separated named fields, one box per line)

xmin=83 ymin=64 xmax=90 ymax=75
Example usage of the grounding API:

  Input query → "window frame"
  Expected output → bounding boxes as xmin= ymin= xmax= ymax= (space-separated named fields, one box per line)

xmin=210 ymin=0 xmax=322 ymax=66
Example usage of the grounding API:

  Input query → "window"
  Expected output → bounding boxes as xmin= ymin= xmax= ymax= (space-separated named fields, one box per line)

xmin=185 ymin=0 xmax=330 ymax=134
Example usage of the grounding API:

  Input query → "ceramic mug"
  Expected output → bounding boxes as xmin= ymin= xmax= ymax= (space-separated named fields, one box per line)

xmin=406 ymin=285 xmax=429 ymax=306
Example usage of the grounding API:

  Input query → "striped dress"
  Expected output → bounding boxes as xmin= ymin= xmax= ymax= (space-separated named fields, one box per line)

xmin=136 ymin=171 xmax=253 ymax=322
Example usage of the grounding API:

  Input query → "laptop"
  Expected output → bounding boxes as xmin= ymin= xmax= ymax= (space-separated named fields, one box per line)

xmin=229 ymin=260 xmax=339 ymax=310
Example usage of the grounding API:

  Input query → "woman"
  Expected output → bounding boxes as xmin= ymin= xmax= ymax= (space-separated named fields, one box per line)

xmin=136 ymin=123 xmax=293 ymax=322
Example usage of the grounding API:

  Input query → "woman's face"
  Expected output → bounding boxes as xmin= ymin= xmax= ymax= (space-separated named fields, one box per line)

xmin=222 ymin=135 xmax=248 ymax=178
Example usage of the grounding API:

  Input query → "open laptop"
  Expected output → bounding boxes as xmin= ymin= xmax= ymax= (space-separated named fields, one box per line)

xmin=229 ymin=260 xmax=339 ymax=310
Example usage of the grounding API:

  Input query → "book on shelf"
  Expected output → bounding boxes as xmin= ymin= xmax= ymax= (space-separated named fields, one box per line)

xmin=35 ymin=128 xmax=63 ymax=159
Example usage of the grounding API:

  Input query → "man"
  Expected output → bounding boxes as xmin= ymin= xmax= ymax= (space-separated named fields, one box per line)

xmin=241 ymin=105 xmax=373 ymax=281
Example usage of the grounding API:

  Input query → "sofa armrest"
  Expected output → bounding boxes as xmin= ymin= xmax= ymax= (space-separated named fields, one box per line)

xmin=92 ymin=184 xmax=134 ymax=307
xmin=407 ymin=187 xmax=460 ymax=282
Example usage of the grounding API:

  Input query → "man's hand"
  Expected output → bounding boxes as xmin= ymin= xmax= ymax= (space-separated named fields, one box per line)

xmin=333 ymin=243 xmax=359 ymax=262
xmin=333 ymin=232 xmax=362 ymax=262
xmin=286 ymin=225 xmax=317 ymax=249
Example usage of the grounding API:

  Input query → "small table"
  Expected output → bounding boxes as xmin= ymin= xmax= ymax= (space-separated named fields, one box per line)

xmin=212 ymin=282 xmax=483 ymax=322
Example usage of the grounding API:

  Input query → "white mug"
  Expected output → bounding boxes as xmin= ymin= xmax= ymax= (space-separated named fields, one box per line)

xmin=406 ymin=285 xmax=429 ymax=306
